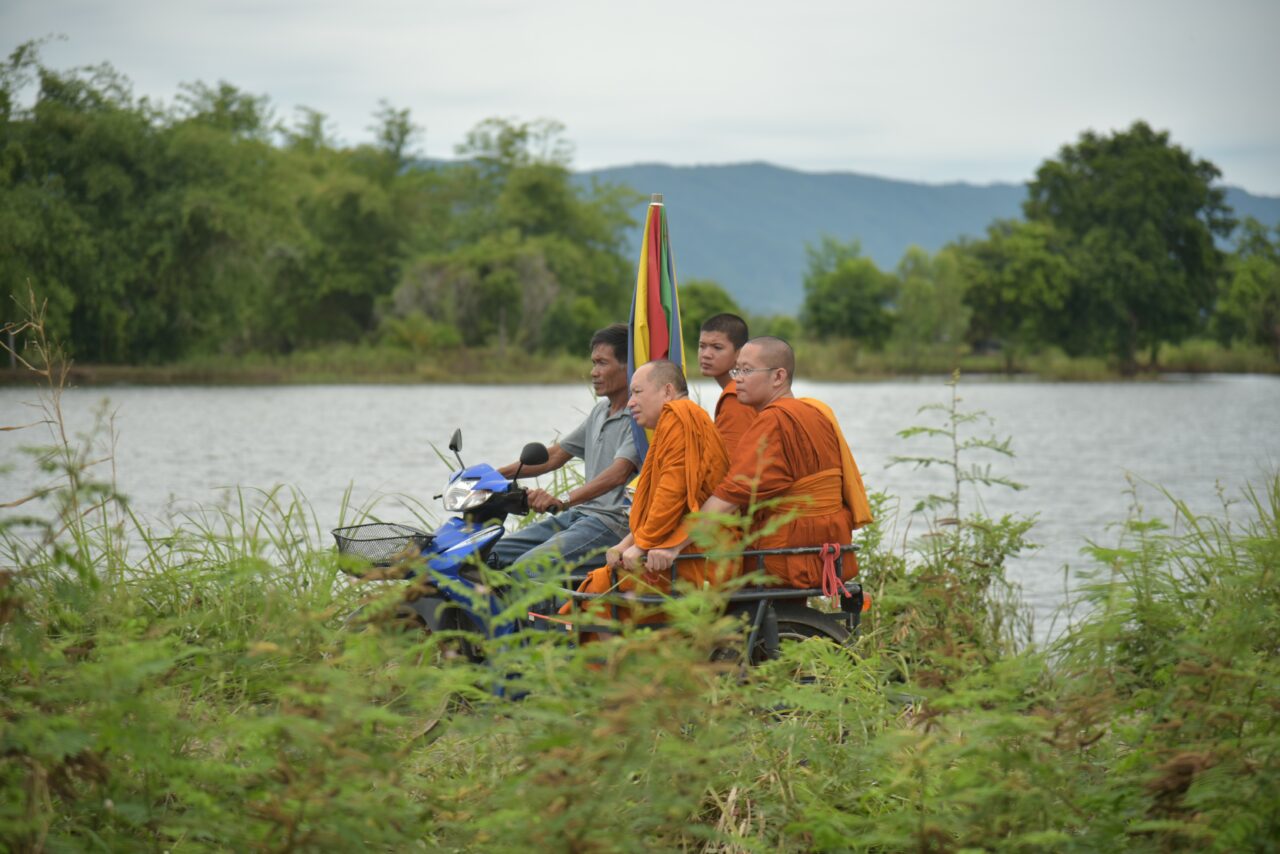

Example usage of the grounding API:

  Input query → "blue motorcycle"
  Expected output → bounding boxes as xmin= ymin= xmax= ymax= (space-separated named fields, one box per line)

xmin=332 ymin=429 xmax=864 ymax=664
xmin=332 ymin=429 xmax=553 ymax=650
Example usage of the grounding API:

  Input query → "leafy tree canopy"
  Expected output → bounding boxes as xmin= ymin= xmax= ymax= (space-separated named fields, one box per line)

xmin=1 ymin=45 xmax=638 ymax=361
xmin=1213 ymin=218 xmax=1280 ymax=360
xmin=677 ymin=279 xmax=742 ymax=355
xmin=799 ymin=236 xmax=897 ymax=349
xmin=1024 ymin=120 xmax=1235 ymax=372
xmin=889 ymin=245 xmax=971 ymax=368
xmin=956 ymin=220 xmax=1076 ymax=368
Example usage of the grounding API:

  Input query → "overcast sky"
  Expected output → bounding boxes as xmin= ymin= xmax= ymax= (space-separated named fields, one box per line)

xmin=5 ymin=0 xmax=1278 ymax=194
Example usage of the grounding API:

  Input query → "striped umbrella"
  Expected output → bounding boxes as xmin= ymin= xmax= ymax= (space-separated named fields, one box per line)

xmin=628 ymin=193 xmax=684 ymax=467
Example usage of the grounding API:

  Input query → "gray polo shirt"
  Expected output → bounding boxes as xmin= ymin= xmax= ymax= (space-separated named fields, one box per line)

xmin=559 ymin=399 xmax=640 ymax=537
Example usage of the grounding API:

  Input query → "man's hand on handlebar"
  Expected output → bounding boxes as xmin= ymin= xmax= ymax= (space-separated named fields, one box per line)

xmin=526 ymin=488 xmax=566 ymax=514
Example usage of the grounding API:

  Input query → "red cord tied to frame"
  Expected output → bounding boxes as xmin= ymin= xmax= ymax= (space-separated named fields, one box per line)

xmin=820 ymin=543 xmax=850 ymax=598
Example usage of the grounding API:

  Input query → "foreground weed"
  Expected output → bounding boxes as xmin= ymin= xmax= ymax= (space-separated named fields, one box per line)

xmin=876 ymin=370 xmax=1036 ymax=683
xmin=4 ymin=304 xmax=1278 ymax=851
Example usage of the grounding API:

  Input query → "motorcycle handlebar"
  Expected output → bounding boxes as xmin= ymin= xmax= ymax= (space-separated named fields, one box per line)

xmin=508 ymin=485 xmax=563 ymax=515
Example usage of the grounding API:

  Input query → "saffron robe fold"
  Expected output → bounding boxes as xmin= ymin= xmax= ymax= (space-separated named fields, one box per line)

xmin=713 ymin=380 xmax=758 ymax=458
xmin=712 ymin=397 xmax=872 ymax=588
xmin=562 ymin=399 xmax=731 ymax=618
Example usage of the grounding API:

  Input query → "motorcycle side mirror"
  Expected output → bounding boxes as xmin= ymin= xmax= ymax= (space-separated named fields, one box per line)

xmin=448 ymin=428 xmax=464 ymax=469
xmin=511 ymin=442 xmax=549 ymax=482
xmin=519 ymin=442 xmax=549 ymax=467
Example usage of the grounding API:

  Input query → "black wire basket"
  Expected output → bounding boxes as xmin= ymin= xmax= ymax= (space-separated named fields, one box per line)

xmin=331 ymin=523 xmax=433 ymax=567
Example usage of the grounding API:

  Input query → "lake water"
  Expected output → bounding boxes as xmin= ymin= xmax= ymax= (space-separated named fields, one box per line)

xmin=2 ymin=375 xmax=1278 ymax=638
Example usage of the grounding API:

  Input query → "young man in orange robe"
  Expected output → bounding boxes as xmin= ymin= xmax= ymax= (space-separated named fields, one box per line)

xmin=565 ymin=359 xmax=730 ymax=615
xmin=698 ymin=313 xmax=757 ymax=457
xmin=685 ymin=337 xmax=873 ymax=588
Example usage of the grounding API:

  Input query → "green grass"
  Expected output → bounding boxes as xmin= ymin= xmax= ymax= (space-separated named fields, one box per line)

xmin=5 ymin=461 xmax=1278 ymax=850
xmin=3 ymin=338 xmax=1278 ymax=850
xmin=3 ymin=338 xmax=1274 ymax=388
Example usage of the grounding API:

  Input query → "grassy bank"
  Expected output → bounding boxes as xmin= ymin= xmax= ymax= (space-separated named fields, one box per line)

xmin=798 ymin=338 xmax=1280 ymax=381
xmin=0 ymin=344 xmax=593 ymax=387
xmin=2 ymin=338 xmax=1275 ymax=387
xmin=2 ymin=360 xmax=1277 ymax=851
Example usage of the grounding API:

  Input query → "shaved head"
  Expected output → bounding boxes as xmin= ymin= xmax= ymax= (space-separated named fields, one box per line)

xmin=629 ymin=359 xmax=688 ymax=428
xmin=639 ymin=358 xmax=688 ymax=395
xmin=748 ymin=336 xmax=795 ymax=384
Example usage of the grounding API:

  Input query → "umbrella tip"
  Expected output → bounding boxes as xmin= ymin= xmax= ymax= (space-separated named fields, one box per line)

xmin=650 ymin=193 xmax=663 ymax=204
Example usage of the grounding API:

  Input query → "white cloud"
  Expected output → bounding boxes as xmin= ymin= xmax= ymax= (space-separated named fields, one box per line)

xmin=4 ymin=0 xmax=1278 ymax=192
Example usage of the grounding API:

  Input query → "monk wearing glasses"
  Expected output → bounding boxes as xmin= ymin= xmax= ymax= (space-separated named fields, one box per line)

xmin=667 ymin=336 xmax=873 ymax=588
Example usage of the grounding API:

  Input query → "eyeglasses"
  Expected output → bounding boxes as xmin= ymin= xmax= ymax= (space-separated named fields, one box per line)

xmin=729 ymin=366 xmax=774 ymax=380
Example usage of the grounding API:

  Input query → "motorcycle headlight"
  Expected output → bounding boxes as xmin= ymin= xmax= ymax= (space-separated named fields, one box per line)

xmin=442 ymin=478 xmax=493 ymax=512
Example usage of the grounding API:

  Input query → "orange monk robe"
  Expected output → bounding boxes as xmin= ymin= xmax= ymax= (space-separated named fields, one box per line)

xmin=563 ymin=399 xmax=731 ymax=617
xmin=713 ymin=397 xmax=872 ymax=589
xmin=713 ymin=380 xmax=758 ymax=458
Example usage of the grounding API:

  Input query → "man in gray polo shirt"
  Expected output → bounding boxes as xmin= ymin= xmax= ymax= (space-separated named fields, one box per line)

xmin=492 ymin=323 xmax=640 ymax=572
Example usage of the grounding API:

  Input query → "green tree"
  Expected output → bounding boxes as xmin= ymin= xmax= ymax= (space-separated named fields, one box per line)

xmin=393 ymin=117 xmax=637 ymax=352
xmin=387 ymin=235 xmax=559 ymax=351
xmin=278 ymin=105 xmax=438 ymax=349
xmin=890 ymin=245 xmax=971 ymax=369
xmin=446 ymin=117 xmax=575 ymax=243
xmin=1025 ymin=121 xmax=1234 ymax=373
xmin=282 ymin=106 xmax=335 ymax=153
xmin=1 ymin=44 xmax=309 ymax=361
xmin=799 ymin=236 xmax=896 ymax=348
xmin=286 ymin=166 xmax=403 ymax=345
xmin=1 ymin=45 xmax=635 ymax=364
xmin=540 ymin=294 xmax=609 ymax=356
xmin=751 ymin=314 xmax=801 ymax=342
xmin=0 ymin=44 xmax=87 ymax=347
xmin=676 ymin=278 xmax=741 ymax=355
xmin=152 ymin=81 xmax=310 ymax=358
xmin=957 ymin=220 xmax=1076 ymax=370
xmin=368 ymin=99 xmax=420 ymax=169
xmin=174 ymin=80 xmax=275 ymax=140
xmin=1213 ymin=217 xmax=1280 ymax=361
xmin=458 ymin=117 xmax=574 ymax=170
xmin=1 ymin=45 xmax=159 ymax=360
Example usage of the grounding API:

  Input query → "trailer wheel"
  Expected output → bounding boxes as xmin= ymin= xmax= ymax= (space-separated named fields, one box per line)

xmin=754 ymin=616 xmax=849 ymax=665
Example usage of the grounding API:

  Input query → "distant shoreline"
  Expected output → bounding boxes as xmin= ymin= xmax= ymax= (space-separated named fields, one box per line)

xmin=2 ymin=353 xmax=1275 ymax=388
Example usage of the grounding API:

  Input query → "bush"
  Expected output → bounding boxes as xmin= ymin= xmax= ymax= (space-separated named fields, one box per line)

xmin=3 ymin=317 xmax=1278 ymax=850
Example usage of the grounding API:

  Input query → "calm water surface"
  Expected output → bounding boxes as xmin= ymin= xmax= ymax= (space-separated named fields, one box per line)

xmin=3 ymin=375 xmax=1278 ymax=637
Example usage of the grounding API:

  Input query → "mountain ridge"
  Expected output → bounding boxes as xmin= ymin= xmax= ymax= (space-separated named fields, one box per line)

xmin=575 ymin=161 xmax=1280 ymax=314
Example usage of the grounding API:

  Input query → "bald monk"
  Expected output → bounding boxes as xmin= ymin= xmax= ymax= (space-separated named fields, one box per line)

xmin=563 ymin=359 xmax=730 ymax=619
xmin=698 ymin=313 xmax=757 ymax=457
xmin=701 ymin=336 xmax=873 ymax=589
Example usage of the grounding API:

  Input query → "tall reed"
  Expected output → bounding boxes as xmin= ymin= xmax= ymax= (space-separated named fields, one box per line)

xmin=3 ymin=302 xmax=1277 ymax=851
